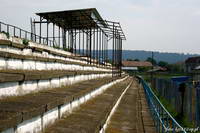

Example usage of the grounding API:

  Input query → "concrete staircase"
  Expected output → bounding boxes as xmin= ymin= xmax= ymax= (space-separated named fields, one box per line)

xmin=0 ymin=34 xmax=119 ymax=133
xmin=0 ymin=33 xmax=155 ymax=133
xmin=105 ymin=78 xmax=156 ymax=133
xmin=1 ymin=77 xmax=126 ymax=133
xmin=42 ymin=77 xmax=132 ymax=133
xmin=0 ymin=33 xmax=113 ymax=98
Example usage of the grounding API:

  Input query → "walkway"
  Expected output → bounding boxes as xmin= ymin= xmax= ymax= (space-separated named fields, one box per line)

xmin=105 ymin=78 xmax=156 ymax=133
xmin=43 ymin=77 xmax=156 ymax=133
xmin=0 ymin=76 xmax=121 ymax=132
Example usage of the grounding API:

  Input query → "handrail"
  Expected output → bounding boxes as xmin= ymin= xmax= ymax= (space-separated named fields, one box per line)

xmin=137 ymin=76 xmax=187 ymax=133
xmin=0 ymin=21 xmax=54 ymax=46
xmin=0 ymin=20 xmax=117 ymax=71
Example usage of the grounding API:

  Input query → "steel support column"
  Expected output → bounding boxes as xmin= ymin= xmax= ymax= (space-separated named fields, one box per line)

xmin=39 ymin=17 xmax=42 ymax=43
xmin=47 ymin=21 xmax=49 ymax=45
xmin=89 ymin=28 xmax=92 ymax=64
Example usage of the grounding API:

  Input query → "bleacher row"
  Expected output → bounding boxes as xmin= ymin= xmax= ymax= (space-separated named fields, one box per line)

xmin=0 ymin=33 xmax=122 ymax=133
xmin=0 ymin=33 xmax=112 ymax=71
xmin=0 ymin=32 xmax=114 ymax=98
xmin=0 ymin=32 xmax=155 ymax=133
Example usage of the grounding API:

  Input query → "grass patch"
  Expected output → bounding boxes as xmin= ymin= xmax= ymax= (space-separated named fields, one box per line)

xmin=53 ymin=45 xmax=60 ymax=49
xmin=23 ymin=39 xmax=29 ymax=45
xmin=0 ymin=31 xmax=10 ymax=38
xmin=139 ymin=72 xmax=188 ymax=80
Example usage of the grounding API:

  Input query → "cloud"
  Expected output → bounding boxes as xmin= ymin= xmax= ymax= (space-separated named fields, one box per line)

xmin=152 ymin=0 xmax=161 ymax=7
xmin=0 ymin=0 xmax=200 ymax=54
xmin=192 ymin=10 xmax=200 ymax=16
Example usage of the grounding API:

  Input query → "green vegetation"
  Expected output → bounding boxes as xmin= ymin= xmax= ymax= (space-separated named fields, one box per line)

xmin=14 ymin=35 xmax=19 ymax=38
xmin=146 ymin=57 xmax=157 ymax=65
xmin=138 ymin=67 xmax=151 ymax=72
xmin=139 ymin=73 xmax=195 ymax=129
xmin=134 ymin=58 xmax=140 ymax=61
xmin=152 ymin=88 xmax=178 ymax=117
xmin=155 ymin=73 xmax=187 ymax=79
xmin=158 ymin=61 xmax=168 ymax=67
xmin=53 ymin=45 xmax=60 ymax=49
xmin=152 ymin=87 xmax=194 ymax=128
xmin=63 ymin=47 xmax=73 ymax=52
xmin=105 ymin=59 xmax=112 ymax=64
xmin=0 ymin=31 xmax=10 ymax=38
xmin=166 ymin=63 xmax=185 ymax=73
xmin=23 ymin=39 xmax=29 ymax=45
xmin=121 ymin=50 xmax=198 ymax=64
xmin=125 ymin=56 xmax=185 ymax=74
xmin=138 ymin=73 xmax=188 ymax=83
xmin=126 ymin=58 xmax=140 ymax=61
xmin=63 ymin=47 xmax=69 ymax=52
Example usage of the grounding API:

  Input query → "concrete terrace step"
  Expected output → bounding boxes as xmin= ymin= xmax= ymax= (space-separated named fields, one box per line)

xmin=0 ymin=36 xmax=90 ymax=65
xmin=138 ymin=86 xmax=156 ymax=133
xmin=0 ymin=76 xmax=123 ymax=132
xmin=0 ymin=69 xmax=110 ymax=83
xmin=0 ymin=35 xmax=109 ymax=67
xmin=0 ymin=70 xmax=112 ymax=98
xmin=104 ymin=77 xmax=156 ymax=133
xmin=0 ymin=35 xmax=112 ymax=71
xmin=104 ymin=78 xmax=138 ymax=133
xmin=42 ymin=77 xmax=132 ymax=133
xmin=0 ymin=50 xmax=110 ymax=71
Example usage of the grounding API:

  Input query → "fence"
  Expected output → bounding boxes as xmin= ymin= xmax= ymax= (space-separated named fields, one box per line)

xmin=153 ymin=78 xmax=197 ymax=126
xmin=138 ymin=76 xmax=187 ymax=133
xmin=0 ymin=21 xmax=54 ymax=46
xmin=0 ymin=21 xmax=119 ymax=71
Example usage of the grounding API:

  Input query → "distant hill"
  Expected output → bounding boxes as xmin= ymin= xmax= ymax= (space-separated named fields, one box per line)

xmin=107 ymin=50 xmax=199 ymax=64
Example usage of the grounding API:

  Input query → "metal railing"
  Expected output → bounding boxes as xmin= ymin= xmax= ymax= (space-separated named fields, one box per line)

xmin=0 ymin=21 xmax=54 ymax=46
xmin=138 ymin=76 xmax=187 ymax=133
xmin=0 ymin=21 xmax=119 ymax=73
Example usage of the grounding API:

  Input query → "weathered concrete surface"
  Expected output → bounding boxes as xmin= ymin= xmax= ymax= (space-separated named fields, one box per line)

xmin=43 ymin=77 xmax=132 ymax=133
xmin=105 ymin=78 xmax=138 ymax=133
xmin=0 ymin=69 xmax=110 ymax=83
xmin=105 ymin=77 xmax=156 ymax=133
xmin=0 ymin=70 xmax=112 ymax=98
xmin=0 ymin=76 xmax=122 ymax=132
xmin=138 ymin=85 xmax=156 ymax=133
xmin=0 ymin=50 xmax=111 ymax=71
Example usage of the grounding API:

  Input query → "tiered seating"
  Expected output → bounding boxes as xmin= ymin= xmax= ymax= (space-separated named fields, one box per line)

xmin=0 ymin=33 xmax=144 ymax=133
xmin=0 ymin=33 xmax=112 ymax=72
xmin=42 ymin=77 xmax=131 ymax=133
xmin=0 ymin=33 xmax=119 ymax=133
xmin=0 ymin=33 xmax=114 ymax=98
xmin=0 ymin=76 xmax=126 ymax=132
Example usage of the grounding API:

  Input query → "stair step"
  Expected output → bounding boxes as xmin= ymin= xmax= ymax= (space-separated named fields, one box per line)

xmin=42 ymin=77 xmax=131 ymax=133
xmin=0 ymin=69 xmax=110 ymax=83
xmin=0 ymin=76 xmax=122 ymax=132
xmin=104 ymin=77 xmax=156 ymax=133
xmin=0 ymin=50 xmax=111 ymax=71
xmin=105 ymin=78 xmax=137 ymax=133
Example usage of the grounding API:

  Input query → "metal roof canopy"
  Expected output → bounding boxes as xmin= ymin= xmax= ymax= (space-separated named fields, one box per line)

xmin=36 ymin=8 xmax=126 ymax=40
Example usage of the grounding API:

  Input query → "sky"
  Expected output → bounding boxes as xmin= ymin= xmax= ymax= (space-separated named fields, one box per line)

xmin=0 ymin=0 xmax=200 ymax=54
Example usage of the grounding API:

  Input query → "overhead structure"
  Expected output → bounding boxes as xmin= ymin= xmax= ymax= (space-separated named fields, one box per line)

xmin=33 ymin=8 xmax=126 ymax=76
